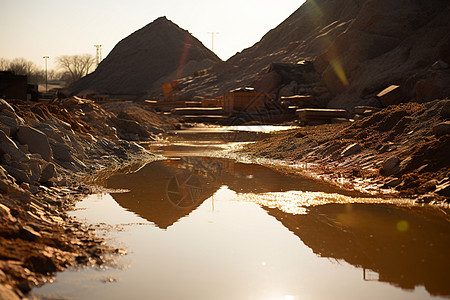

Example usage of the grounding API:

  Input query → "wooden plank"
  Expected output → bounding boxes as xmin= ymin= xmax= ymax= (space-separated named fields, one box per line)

xmin=296 ymin=108 xmax=348 ymax=120
xmin=377 ymin=85 xmax=402 ymax=107
xmin=181 ymin=115 xmax=228 ymax=124
xmin=171 ymin=107 xmax=224 ymax=115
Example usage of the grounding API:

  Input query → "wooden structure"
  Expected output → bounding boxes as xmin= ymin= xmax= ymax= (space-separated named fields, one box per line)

xmin=222 ymin=88 xmax=265 ymax=113
xmin=280 ymin=95 xmax=318 ymax=108
xmin=201 ymin=98 xmax=221 ymax=108
xmin=143 ymin=100 xmax=201 ymax=111
xmin=171 ymin=107 xmax=223 ymax=115
xmin=162 ymin=80 xmax=180 ymax=101
xmin=0 ymin=71 xmax=27 ymax=101
xmin=297 ymin=108 xmax=349 ymax=124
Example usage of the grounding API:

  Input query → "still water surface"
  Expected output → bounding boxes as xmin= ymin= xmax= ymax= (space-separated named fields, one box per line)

xmin=34 ymin=158 xmax=450 ymax=300
xmin=34 ymin=126 xmax=450 ymax=300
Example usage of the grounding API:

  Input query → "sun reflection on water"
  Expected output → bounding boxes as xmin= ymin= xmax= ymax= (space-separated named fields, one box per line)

xmin=233 ymin=190 xmax=408 ymax=215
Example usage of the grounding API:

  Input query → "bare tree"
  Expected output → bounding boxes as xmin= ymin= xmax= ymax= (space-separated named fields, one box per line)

xmin=0 ymin=58 xmax=10 ymax=71
xmin=56 ymin=54 xmax=95 ymax=83
xmin=9 ymin=58 xmax=36 ymax=76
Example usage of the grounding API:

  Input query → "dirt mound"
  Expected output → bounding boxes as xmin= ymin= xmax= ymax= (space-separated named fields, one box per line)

xmin=0 ymin=97 xmax=174 ymax=297
xmin=69 ymin=17 xmax=221 ymax=97
xmin=163 ymin=0 xmax=450 ymax=110
xmin=241 ymin=99 xmax=450 ymax=201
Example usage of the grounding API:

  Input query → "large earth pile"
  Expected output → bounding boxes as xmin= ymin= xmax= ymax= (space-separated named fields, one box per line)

xmin=164 ymin=0 xmax=450 ymax=110
xmin=69 ymin=16 xmax=221 ymax=97
xmin=239 ymin=99 xmax=450 ymax=201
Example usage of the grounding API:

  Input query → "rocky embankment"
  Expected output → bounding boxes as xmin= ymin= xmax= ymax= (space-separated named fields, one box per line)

xmin=0 ymin=97 xmax=176 ymax=299
xmin=238 ymin=99 xmax=450 ymax=202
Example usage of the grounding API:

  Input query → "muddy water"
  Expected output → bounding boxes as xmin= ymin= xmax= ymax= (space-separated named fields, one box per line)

xmin=34 ymin=126 xmax=450 ymax=300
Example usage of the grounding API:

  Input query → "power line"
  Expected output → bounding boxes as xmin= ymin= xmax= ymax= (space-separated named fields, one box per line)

xmin=94 ymin=45 xmax=102 ymax=67
xmin=207 ymin=32 xmax=219 ymax=53
xmin=43 ymin=56 xmax=49 ymax=93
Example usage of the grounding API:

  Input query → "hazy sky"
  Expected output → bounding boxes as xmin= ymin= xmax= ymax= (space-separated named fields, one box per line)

xmin=1 ymin=0 xmax=304 ymax=70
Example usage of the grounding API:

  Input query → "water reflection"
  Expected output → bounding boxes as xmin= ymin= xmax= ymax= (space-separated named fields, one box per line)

xmin=265 ymin=204 xmax=450 ymax=297
xmin=105 ymin=156 xmax=450 ymax=298
xmin=105 ymin=157 xmax=359 ymax=229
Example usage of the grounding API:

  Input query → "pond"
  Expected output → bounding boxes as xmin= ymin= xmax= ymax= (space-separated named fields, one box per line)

xmin=33 ymin=127 xmax=450 ymax=300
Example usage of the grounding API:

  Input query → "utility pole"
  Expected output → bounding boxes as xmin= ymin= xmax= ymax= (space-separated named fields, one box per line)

xmin=43 ymin=56 xmax=49 ymax=93
xmin=207 ymin=32 xmax=219 ymax=53
xmin=94 ymin=45 xmax=102 ymax=67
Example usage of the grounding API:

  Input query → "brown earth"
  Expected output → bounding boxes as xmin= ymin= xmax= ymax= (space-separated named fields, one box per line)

xmin=69 ymin=17 xmax=221 ymax=97
xmin=238 ymin=99 xmax=450 ymax=202
xmin=0 ymin=97 xmax=177 ymax=299
xmin=2 ymin=1 xmax=450 ymax=298
xmin=149 ymin=0 xmax=450 ymax=112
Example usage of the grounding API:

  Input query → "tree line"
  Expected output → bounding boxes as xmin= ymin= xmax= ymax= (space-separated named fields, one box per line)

xmin=0 ymin=54 xmax=96 ymax=86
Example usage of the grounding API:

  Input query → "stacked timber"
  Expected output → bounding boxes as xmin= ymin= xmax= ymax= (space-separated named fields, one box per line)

xmin=297 ymin=108 xmax=349 ymax=125
xmin=171 ymin=107 xmax=226 ymax=124
xmin=143 ymin=100 xmax=202 ymax=111
xmin=171 ymin=107 xmax=223 ymax=115
xmin=280 ymin=95 xmax=318 ymax=108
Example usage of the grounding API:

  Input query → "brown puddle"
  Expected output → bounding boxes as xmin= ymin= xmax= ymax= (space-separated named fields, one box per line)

xmin=33 ymin=156 xmax=450 ymax=300
xmin=33 ymin=126 xmax=450 ymax=300
xmin=105 ymin=157 xmax=371 ymax=229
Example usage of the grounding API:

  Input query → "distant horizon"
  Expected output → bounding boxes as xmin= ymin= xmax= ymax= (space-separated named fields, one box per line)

xmin=1 ymin=0 xmax=305 ymax=71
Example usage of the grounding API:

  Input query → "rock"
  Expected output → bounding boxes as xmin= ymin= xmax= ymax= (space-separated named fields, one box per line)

xmin=377 ymin=85 xmax=403 ymax=107
xmin=0 ymin=99 xmax=16 ymax=113
xmin=50 ymin=140 xmax=73 ymax=162
xmin=381 ymin=156 xmax=400 ymax=176
xmin=18 ymin=143 xmax=28 ymax=154
xmin=413 ymin=72 xmax=450 ymax=102
xmin=432 ymin=121 xmax=450 ymax=136
xmin=25 ymin=253 xmax=58 ymax=274
xmin=16 ymin=281 xmax=31 ymax=294
xmin=0 ymin=166 xmax=21 ymax=194
xmin=4 ymin=165 xmax=30 ymax=184
xmin=0 ymin=203 xmax=16 ymax=223
xmin=110 ymin=116 xmax=151 ymax=140
xmin=0 ymin=284 xmax=21 ymax=300
xmin=0 ymin=130 xmax=28 ymax=162
xmin=26 ymin=158 xmax=45 ymax=182
xmin=19 ymin=225 xmax=42 ymax=241
xmin=0 ymin=123 xmax=11 ymax=137
xmin=16 ymin=125 xmax=53 ymax=161
xmin=0 ymin=116 xmax=23 ymax=135
xmin=39 ymin=162 xmax=56 ymax=183
xmin=341 ymin=143 xmax=362 ymax=157
xmin=37 ymin=123 xmax=66 ymax=143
